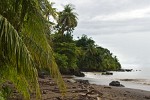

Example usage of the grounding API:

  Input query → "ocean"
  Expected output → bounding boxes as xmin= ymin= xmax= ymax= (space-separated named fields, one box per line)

xmin=75 ymin=68 xmax=150 ymax=91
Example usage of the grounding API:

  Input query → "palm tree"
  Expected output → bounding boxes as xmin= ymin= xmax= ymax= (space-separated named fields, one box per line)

xmin=56 ymin=4 xmax=78 ymax=35
xmin=0 ymin=0 xmax=65 ymax=99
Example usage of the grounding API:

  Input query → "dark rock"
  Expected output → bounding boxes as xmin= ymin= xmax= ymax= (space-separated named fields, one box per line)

xmin=120 ymin=84 xmax=125 ymax=87
xmin=51 ymin=89 xmax=60 ymax=93
xmin=55 ymin=97 xmax=62 ymax=100
xmin=119 ymin=69 xmax=133 ymax=72
xmin=126 ymin=69 xmax=133 ymax=72
xmin=76 ymin=79 xmax=89 ymax=84
xmin=74 ymin=71 xmax=85 ymax=77
xmin=72 ymin=86 xmax=76 ymax=89
xmin=145 ymin=96 xmax=150 ymax=99
xmin=38 ymin=71 xmax=46 ymax=79
xmin=71 ymin=89 xmax=87 ymax=93
xmin=102 ymin=72 xmax=113 ymax=75
xmin=42 ymin=90 xmax=46 ymax=94
xmin=109 ymin=81 xmax=125 ymax=87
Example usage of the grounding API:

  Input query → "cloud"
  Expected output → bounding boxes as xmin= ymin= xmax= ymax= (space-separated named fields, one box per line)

xmin=50 ymin=0 xmax=150 ymax=69
xmin=91 ymin=7 xmax=150 ymax=21
xmin=74 ymin=17 xmax=150 ymax=37
xmin=90 ymin=32 xmax=150 ymax=68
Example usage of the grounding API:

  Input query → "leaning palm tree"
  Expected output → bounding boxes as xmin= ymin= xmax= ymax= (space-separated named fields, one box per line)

xmin=56 ymin=4 xmax=78 ymax=35
xmin=0 ymin=0 xmax=65 ymax=99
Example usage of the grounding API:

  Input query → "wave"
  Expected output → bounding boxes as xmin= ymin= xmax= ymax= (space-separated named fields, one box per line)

xmin=120 ymin=79 xmax=150 ymax=85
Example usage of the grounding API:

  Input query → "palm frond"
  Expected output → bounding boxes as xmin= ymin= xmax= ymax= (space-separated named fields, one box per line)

xmin=0 ymin=0 xmax=66 ymax=99
xmin=22 ymin=0 xmax=66 ymax=93
xmin=0 ymin=15 xmax=41 ymax=99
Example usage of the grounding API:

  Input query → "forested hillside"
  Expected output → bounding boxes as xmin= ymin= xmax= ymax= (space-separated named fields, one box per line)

xmin=50 ymin=4 xmax=121 ymax=74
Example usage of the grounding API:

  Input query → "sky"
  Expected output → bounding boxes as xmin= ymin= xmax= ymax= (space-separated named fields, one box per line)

xmin=50 ymin=0 xmax=150 ymax=70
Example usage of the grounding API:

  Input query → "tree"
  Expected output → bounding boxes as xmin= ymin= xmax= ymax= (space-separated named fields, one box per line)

xmin=56 ymin=4 xmax=78 ymax=35
xmin=51 ymin=4 xmax=79 ymax=74
xmin=52 ymin=33 xmax=78 ymax=74
xmin=76 ymin=35 xmax=95 ymax=50
xmin=76 ymin=35 xmax=98 ymax=71
xmin=76 ymin=35 xmax=121 ymax=71
xmin=0 ymin=0 xmax=65 ymax=99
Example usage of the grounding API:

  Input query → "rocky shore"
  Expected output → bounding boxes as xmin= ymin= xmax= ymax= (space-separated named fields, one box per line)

xmin=30 ymin=75 xmax=150 ymax=100
xmin=8 ymin=75 xmax=150 ymax=100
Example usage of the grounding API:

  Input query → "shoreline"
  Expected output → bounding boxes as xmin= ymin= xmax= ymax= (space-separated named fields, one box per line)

xmin=32 ymin=75 xmax=150 ymax=100
xmin=77 ymin=71 xmax=150 ymax=92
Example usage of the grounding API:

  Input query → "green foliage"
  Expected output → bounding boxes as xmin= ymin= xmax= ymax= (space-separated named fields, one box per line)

xmin=0 ymin=0 xmax=66 ymax=99
xmin=0 ymin=91 xmax=5 ymax=100
xmin=76 ymin=34 xmax=95 ymax=49
xmin=1 ymin=85 xmax=12 ymax=100
xmin=52 ymin=33 xmax=78 ymax=74
xmin=56 ymin=4 xmax=78 ymax=35
xmin=51 ymin=4 xmax=79 ymax=74
xmin=52 ymin=32 xmax=121 ymax=74
xmin=0 ymin=15 xmax=38 ymax=99
xmin=54 ymin=53 xmax=68 ymax=73
xmin=76 ymin=35 xmax=121 ymax=71
xmin=52 ymin=4 xmax=121 ymax=73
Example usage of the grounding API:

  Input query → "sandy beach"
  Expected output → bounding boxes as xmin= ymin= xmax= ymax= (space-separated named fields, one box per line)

xmin=28 ymin=75 xmax=150 ymax=100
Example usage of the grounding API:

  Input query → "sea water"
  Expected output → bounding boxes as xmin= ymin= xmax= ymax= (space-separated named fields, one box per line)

xmin=75 ymin=69 xmax=150 ymax=91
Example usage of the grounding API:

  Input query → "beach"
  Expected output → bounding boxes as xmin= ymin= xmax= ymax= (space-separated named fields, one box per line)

xmin=29 ymin=75 xmax=150 ymax=100
xmin=75 ymin=71 xmax=150 ymax=92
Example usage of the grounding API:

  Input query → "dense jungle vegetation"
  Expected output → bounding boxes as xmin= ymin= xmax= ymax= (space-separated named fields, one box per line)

xmin=0 ymin=0 xmax=121 ymax=99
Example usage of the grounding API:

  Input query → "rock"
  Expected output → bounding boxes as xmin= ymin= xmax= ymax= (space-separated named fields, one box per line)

xmin=66 ymin=79 xmax=76 ymax=83
xmin=145 ymin=96 xmax=150 ymax=99
xmin=38 ymin=71 xmax=46 ymax=79
xmin=76 ymin=79 xmax=89 ymax=84
xmin=87 ymin=86 xmax=94 ymax=90
xmin=120 ymin=84 xmax=125 ymax=87
xmin=109 ymin=81 xmax=125 ymax=87
xmin=55 ymin=97 xmax=62 ymax=100
xmin=86 ymin=90 xmax=103 ymax=96
xmin=97 ymin=97 xmax=102 ymax=100
xmin=119 ymin=69 xmax=133 ymax=72
xmin=81 ymin=85 xmax=87 ymax=89
xmin=42 ymin=90 xmax=46 ymax=94
xmin=102 ymin=72 xmax=113 ymax=75
xmin=51 ymin=89 xmax=60 ymax=93
xmin=72 ymin=86 xmax=76 ymax=89
xmin=49 ymin=82 xmax=56 ymax=86
xmin=74 ymin=71 xmax=85 ymax=77
xmin=71 ymin=89 xmax=87 ymax=93
xmin=126 ymin=69 xmax=133 ymax=72
xmin=81 ymin=90 xmax=103 ymax=100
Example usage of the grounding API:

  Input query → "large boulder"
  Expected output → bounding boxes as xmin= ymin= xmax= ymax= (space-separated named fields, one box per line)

xmin=109 ymin=81 xmax=124 ymax=87
xmin=74 ymin=71 xmax=85 ymax=77
xmin=65 ymin=69 xmax=85 ymax=77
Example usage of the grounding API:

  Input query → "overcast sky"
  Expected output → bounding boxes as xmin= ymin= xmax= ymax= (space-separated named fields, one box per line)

xmin=50 ymin=0 xmax=150 ymax=70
